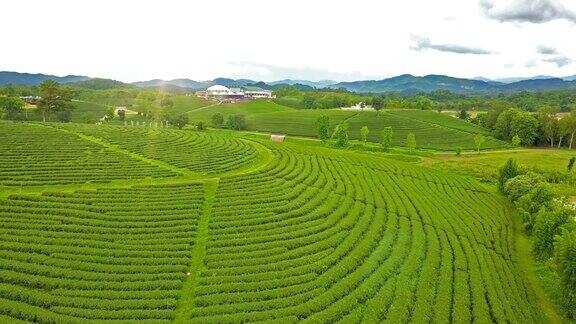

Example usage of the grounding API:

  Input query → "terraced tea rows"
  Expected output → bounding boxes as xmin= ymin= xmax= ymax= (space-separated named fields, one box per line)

xmin=0 ymin=183 xmax=204 ymax=322
xmin=191 ymin=143 xmax=543 ymax=322
xmin=0 ymin=123 xmax=177 ymax=186
xmin=0 ymin=122 xmax=546 ymax=322
xmin=61 ymin=124 xmax=258 ymax=174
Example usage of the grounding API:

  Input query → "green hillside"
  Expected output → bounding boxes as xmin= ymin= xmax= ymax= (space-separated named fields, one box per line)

xmin=0 ymin=122 xmax=548 ymax=322
xmin=187 ymin=100 xmax=508 ymax=150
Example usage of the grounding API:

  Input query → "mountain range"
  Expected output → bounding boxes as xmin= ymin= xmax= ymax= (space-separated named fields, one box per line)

xmin=0 ymin=71 xmax=89 ymax=86
xmin=1 ymin=71 xmax=575 ymax=94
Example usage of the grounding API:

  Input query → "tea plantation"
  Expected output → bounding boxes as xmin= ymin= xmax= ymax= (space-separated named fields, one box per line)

xmin=0 ymin=122 xmax=547 ymax=322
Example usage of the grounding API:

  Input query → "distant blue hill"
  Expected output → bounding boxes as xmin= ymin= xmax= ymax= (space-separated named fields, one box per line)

xmin=2 ymin=71 xmax=576 ymax=94
xmin=328 ymin=74 xmax=576 ymax=93
xmin=0 ymin=71 xmax=89 ymax=86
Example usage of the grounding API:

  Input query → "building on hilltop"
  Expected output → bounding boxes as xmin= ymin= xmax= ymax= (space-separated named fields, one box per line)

xmin=197 ymin=85 xmax=274 ymax=102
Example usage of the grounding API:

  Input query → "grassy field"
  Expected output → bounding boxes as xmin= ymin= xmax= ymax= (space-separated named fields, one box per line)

xmin=425 ymin=148 xmax=576 ymax=196
xmin=0 ymin=121 xmax=554 ymax=322
xmin=186 ymin=100 xmax=508 ymax=151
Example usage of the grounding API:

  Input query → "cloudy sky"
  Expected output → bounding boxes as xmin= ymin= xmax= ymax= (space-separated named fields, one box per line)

xmin=1 ymin=0 xmax=575 ymax=82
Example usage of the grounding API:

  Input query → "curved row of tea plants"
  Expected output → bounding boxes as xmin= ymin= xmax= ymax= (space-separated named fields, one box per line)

xmin=0 ymin=122 xmax=177 ymax=186
xmin=0 ymin=122 xmax=547 ymax=322
xmin=60 ymin=124 xmax=258 ymax=174
xmin=0 ymin=183 xmax=204 ymax=322
xmin=186 ymin=142 xmax=543 ymax=322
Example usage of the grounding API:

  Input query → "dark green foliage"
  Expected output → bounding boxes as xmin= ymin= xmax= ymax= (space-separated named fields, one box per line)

xmin=196 ymin=121 xmax=206 ymax=131
xmin=161 ymin=97 xmax=174 ymax=108
xmin=516 ymin=183 xmax=555 ymax=231
xmin=554 ymin=229 xmax=576 ymax=318
xmin=169 ymin=113 xmax=189 ymax=129
xmin=498 ymin=158 xmax=520 ymax=192
xmin=0 ymin=96 xmax=25 ymax=120
xmin=211 ymin=113 xmax=224 ymax=128
xmin=568 ymin=157 xmax=575 ymax=172
xmin=532 ymin=202 xmax=574 ymax=260
xmin=331 ymin=121 xmax=349 ymax=147
xmin=118 ymin=109 xmax=126 ymax=121
xmin=504 ymin=173 xmax=545 ymax=202
xmin=455 ymin=146 xmax=462 ymax=156
xmin=316 ymin=115 xmax=330 ymax=142
xmin=381 ymin=127 xmax=393 ymax=151
xmin=55 ymin=110 xmax=71 ymax=123
xmin=37 ymin=80 xmax=74 ymax=122
xmin=105 ymin=107 xmax=115 ymax=121
xmin=458 ymin=109 xmax=468 ymax=120
xmin=406 ymin=132 xmax=416 ymax=152
xmin=226 ymin=114 xmax=247 ymax=131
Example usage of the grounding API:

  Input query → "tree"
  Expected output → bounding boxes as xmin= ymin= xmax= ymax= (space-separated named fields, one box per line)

xmin=498 ymin=158 xmax=520 ymax=192
xmin=55 ymin=110 xmax=71 ymax=123
xmin=510 ymin=111 xmax=539 ymax=145
xmin=117 ymin=109 xmax=126 ymax=122
xmin=360 ymin=126 xmax=369 ymax=143
xmin=37 ymin=80 xmax=73 ymax=122
xmin=511 ymin=135 xmax=521 ymax=147
xmin=456 ymin=147 xmax=462 ymax=156
xmin=567 ymin=110 xmax=576 ymax=149
xmin=495 ymin=108 xmax=520 ymax=140
xmin=416 ymin=96 xmax=433 ymax=110
xmin=406 ymin=132 xmax=416 ymax=152
xmin=105 ymin=107 xmax=115 ymax=121
xmin=554 ymin=229 xmax=576 ymax=317
xmin=504 ymin=172 xmax=544 ymax=202
xmin=169 ymin=113 xmax=189 ymax=129
xmin=381 ymin=127 xmax=393 ymax=151
xmin=372 ymin=96 xmax=384 ymax=114
xmin=558 ymin=117 xmax=572 ymax=148
xmin=539 ymin=106 xmax=560 ymax=147
xmin=532 ymin=201 xmax=573 ymax=260
xmin=316 ymin=115 xmax=330 ymax=142
xmin=226 ymin=114 xmax=247 ymax=130
xmin=160 ymin=97 xmax=174 ymax=108
xmin=331 ymin=122 xmax=349 ymax=147
xmin=211 ymin=113 xmax=224 ymax=128
xmin=474 ymin=134 xmax=485 ymax=153
xmin=516 ymin=183 xmax=555 ymax=231
xmin=0 ymin=96 xmax=25 ymax=120
xmin=458 ymin=109 xmax=469 ymax=120
xmin=196 ymin=121 xmax=206 ymax=131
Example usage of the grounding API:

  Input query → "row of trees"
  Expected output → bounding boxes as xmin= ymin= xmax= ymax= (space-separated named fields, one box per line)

xmin=499 ymin=159 xmax=576 ymax=318
xmin=474 ymin=107 xmax=576 ymax=148
xmin=211 ymin=113 xmax=247 ymax=131
xmin=315 ymin=115 xmax=416 ymax=152
xmin=0 ymin=80 xmax=74 ymax=122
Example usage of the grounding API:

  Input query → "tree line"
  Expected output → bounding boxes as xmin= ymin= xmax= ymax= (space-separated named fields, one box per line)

xmin=499 ymin=159 xmax=576 ymax=318
xmin=473 ymin=107 xmax=576 ymax=149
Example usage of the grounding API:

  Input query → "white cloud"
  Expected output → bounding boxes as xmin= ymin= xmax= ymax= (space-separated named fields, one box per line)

xmin=0 ymin=0 xmax=574 ymax=82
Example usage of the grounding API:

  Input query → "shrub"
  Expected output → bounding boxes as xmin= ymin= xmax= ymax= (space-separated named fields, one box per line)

xmin=516 ymin=183 xmax=555 ymax=232
xmin=211 ymin=113 xmax=224 ymax=128
xmin=331 ymin=122 xmax=349 ymax=147
xmin=504 ymin=173 xmax=544 ymax=202
xmin=532 ymin=201 xmax=574 ymax=260
xmin=406 ymin=133 xmax=416 ymax=152
xmin=498 ymin=158 xmax=520 ymax=192
xmin=316 ymin=115 xmax=330 ymax=142
xmin=554 ymin=228 xmax=576 ymax=318
xmin=381 ymin=127 xmax=393 ymax=151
